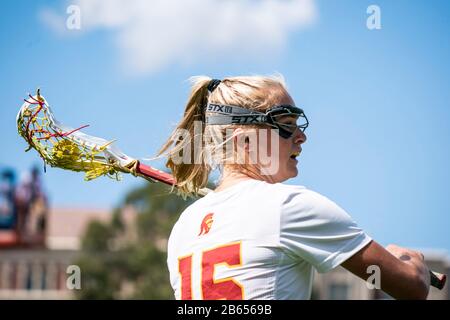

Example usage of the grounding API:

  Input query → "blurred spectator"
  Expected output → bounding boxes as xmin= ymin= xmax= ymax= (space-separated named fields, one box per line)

xmin=0 ymin=168 xmax=17 ymax=230
xmin=15 ymin=166 xmax=48 ymax=246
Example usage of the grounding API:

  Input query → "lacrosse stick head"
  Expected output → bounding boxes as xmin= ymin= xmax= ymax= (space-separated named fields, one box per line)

xmin=17 ymin=89 xmax=137 ymax=181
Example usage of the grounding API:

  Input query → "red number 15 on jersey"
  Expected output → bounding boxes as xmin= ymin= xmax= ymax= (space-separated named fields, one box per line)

xmin=178 ymin=242 xmax=244 ymax=300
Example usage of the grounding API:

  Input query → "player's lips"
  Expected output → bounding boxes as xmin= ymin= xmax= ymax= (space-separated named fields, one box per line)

xmin=289 ymin=149 xmax=301 ymax=159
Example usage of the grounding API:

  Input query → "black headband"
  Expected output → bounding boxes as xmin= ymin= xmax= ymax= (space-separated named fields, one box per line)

xmin=197 ymin=79 xmax=222 ymax=121
xmin=207 ymin=79 xmax=221 ymax=93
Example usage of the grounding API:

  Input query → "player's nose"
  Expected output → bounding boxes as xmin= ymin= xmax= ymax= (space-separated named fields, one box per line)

xmin=293 ymin=128 xmax=307 ymax=145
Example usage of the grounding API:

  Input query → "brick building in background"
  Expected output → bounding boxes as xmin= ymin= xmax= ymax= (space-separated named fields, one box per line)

xmin=0 ymin=207 xmax=112 ymax=299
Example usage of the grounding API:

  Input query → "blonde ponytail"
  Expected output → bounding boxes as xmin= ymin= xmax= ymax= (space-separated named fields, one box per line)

xmin=158 ymin=76 xmax=212 ymax=197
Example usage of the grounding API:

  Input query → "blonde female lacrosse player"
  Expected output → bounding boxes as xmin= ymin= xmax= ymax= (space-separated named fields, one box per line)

xmin=162 ymin=76 xmax=431 ymax=300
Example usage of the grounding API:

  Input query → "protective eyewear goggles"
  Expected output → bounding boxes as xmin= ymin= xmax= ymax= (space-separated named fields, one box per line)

xmin=205 ymin=103 xmax=309 ymax=139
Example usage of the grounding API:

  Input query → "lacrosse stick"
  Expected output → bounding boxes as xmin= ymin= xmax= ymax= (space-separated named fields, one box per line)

xmin=16 ymin=89 xmax=210 ymax=196
xmin=16 ymin=90 xmax=447 ymax=291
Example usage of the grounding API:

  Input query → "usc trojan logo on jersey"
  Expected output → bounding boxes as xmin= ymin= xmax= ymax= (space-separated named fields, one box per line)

xmin=198 ymin=213 xmax=214 ymax=236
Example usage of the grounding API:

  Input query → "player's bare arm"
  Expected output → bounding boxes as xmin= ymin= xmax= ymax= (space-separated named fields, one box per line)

xmin=342 ymin=241 xmax=430 ymax=299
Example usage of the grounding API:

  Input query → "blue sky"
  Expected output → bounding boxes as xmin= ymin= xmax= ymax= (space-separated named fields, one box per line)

xmin=1 ymin=0 xmax=449 ymax=252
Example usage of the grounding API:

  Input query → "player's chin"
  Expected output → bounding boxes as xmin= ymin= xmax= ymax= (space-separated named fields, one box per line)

xmin=286 ymin=162 xmax=299 ymax=178
xmin=290 ymin=168 xmax=299 ymax=178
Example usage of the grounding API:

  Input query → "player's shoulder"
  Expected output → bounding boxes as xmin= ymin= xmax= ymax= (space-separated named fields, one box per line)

xmin=261 ymin=182 xmax=343 ymax=220
xmin=171 ymin=180 xmax=327 ymax=228
xmin=226 ymin=179 xmax=331 ymax=211
xmin=263 ymin=180 xmax=324 ymax=203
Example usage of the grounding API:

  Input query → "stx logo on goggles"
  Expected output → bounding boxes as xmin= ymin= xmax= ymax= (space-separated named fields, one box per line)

xmin=231 ymin=115 xmax=266 ymax=124
xmin=206 ymin=104 xmax=233 ymax=114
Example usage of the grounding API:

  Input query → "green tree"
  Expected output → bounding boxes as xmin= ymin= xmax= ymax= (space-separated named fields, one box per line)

xmin=75 ymin=182 xmax=196 ymax=299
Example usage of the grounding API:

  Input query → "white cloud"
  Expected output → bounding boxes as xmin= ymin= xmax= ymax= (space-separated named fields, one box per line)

xmin=39 ymin=8 xmax=68 ymax=36
xmin=40 ymin=0 xmax=317 ymax=75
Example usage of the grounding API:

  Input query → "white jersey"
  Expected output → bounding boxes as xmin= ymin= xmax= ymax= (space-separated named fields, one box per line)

xmin=167 ymin=179 xmax=371 ymax=300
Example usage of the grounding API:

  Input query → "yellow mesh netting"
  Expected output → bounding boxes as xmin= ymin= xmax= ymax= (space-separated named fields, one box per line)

xmin=17 ymin=90 xmax=121 ymax=181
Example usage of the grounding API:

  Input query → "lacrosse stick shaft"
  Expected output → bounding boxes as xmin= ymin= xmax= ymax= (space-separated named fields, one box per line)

xmin=136 ymin=162 xmax=209 ymax=197
xmin=136 ymin=162 xmax=176 ymax=185
xmin=430 ymin=271 xmax=446 ymax=290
